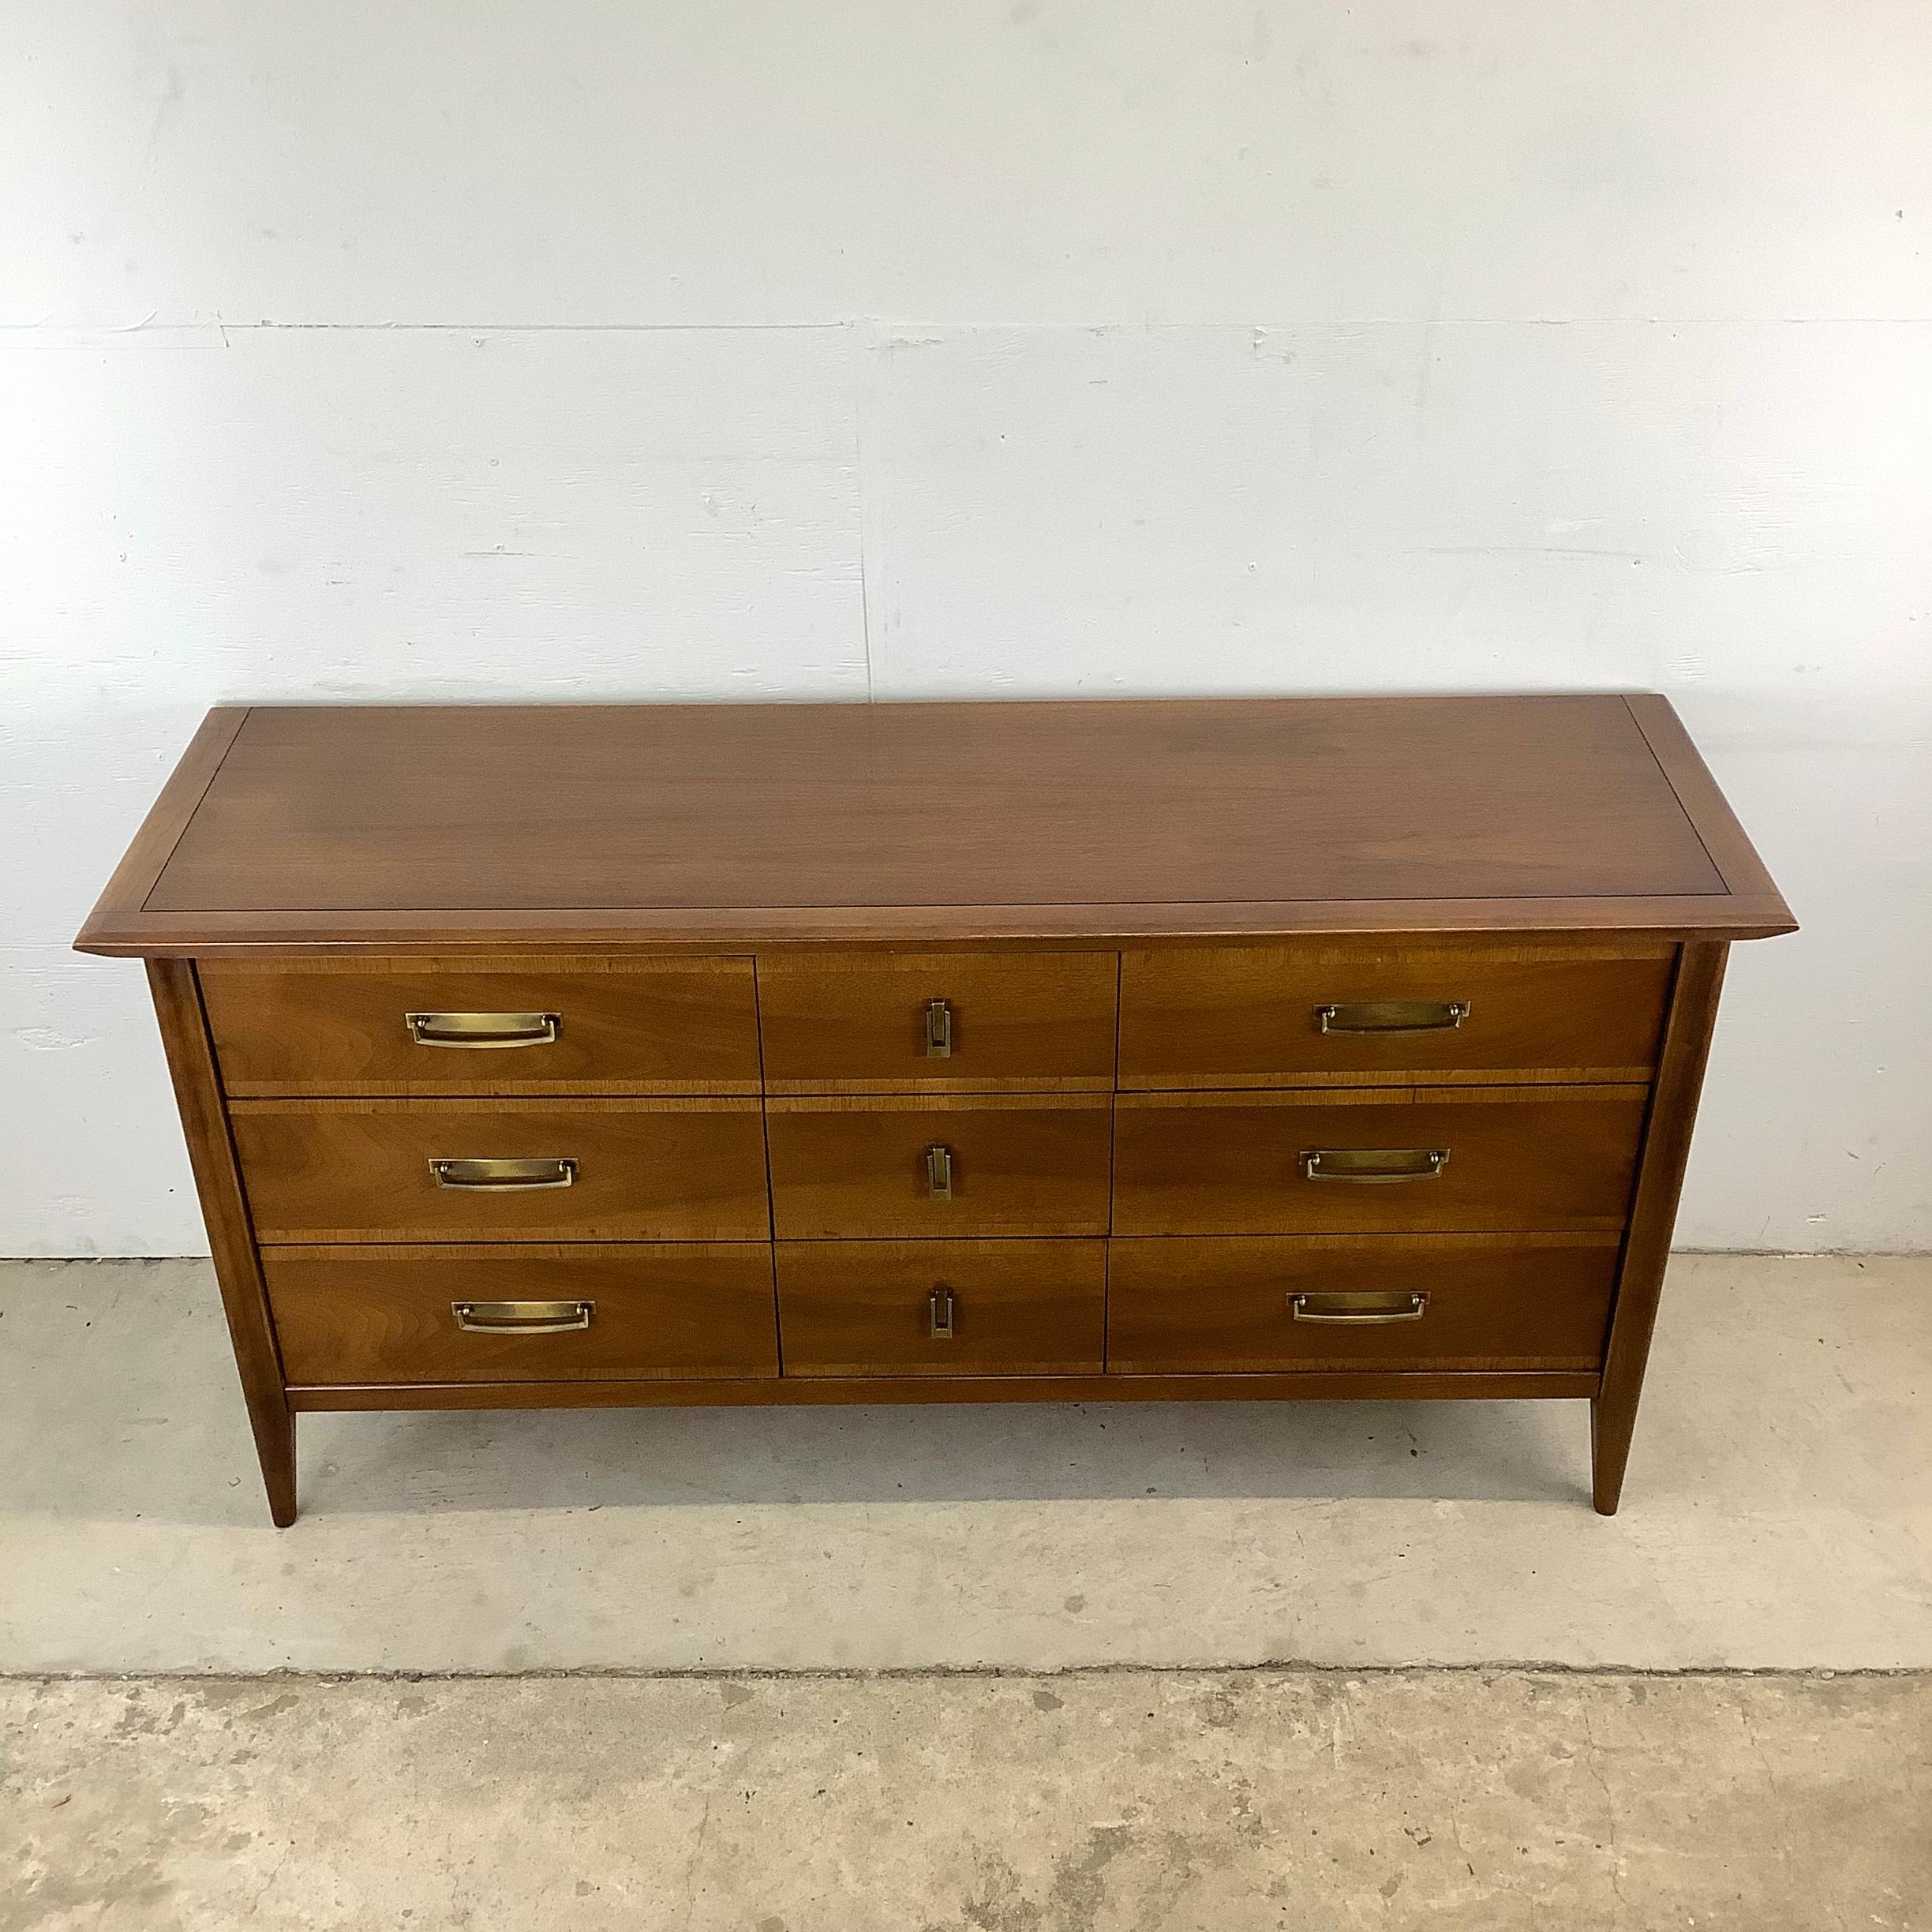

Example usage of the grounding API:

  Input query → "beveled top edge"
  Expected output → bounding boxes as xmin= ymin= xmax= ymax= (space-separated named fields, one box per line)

xmin=76 ymin=693 xmax=1795 ymax=957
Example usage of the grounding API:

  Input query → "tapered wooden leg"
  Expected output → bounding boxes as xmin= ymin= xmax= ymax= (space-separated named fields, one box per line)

xmin=148 ymin=959 xmax=300 ymax=1527
xmin=255 ymin=1402 xmax=298 ymax=1527
xmin=1590 ymin=1395 xmax=1632 ymax=1515
xmin=1592 ymin=942 xmax=1729 ymax=1520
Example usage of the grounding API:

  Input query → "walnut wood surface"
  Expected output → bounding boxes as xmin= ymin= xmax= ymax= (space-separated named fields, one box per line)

xmin=1120 ymin=944 xmax=1672 ymax=1088
xmin=79 ymin=697 xmax=1796 ymax=1522
xmin=263 ymin=1244 xmax=779 ymax=1385
xmin=80 ymin=712 xmax=249 ymax=956
xmin=1107 ymin=1234 xmax=1618 ymax=1373
xmin=766 ymin=1095 xmax=1114 ymax=1237
xmin=758 ymin=951 xmax=1118 ymax=1092
xmin=147 ymin=960 xmax=298 ymax=1526
xmin=775 ymin=1240 xmax=1106 ymax=1376
xmin=231 ymin=1098 xmax=769 ymax=1242
xmin=290 ymin=1369 xmax=1602 ymax=1410
xmin=1623 ymin=698 xmax=1791 ymax=924
xmin=1112 ymin=1087 xmax=1647 ymax=1235
xmin=76 ymin=695 xmax=1795 ymax=956
xmin=202 ymin=956 xmax=761 ymax=1095
xmin=1592 ymin=942 xmax=1731 ymax=1515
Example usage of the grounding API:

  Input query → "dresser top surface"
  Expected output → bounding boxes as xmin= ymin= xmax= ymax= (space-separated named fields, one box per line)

xmin=78 ymin=694 xmax=1793 ymax=954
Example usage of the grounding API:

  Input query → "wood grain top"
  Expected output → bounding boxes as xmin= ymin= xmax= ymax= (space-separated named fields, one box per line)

xmin=76 ymin=695 xmax=1794 ymax=955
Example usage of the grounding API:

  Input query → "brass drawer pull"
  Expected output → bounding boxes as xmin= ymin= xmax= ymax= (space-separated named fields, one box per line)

xmin=1290 ymin=1291 xmax=1428 ymax=1325
xmin=1314 ymin=1000 xmax=1470 ymax=1035
xmin=929 ymin=1284 xmax=956 ymax=1339
xmin=923 ymin=998 xmax=954 ymax=1058
xmin=406 ymin=1011 xmax=560 ymax=1049
xmin=430 ymin=1156 xmax=578 ymax=1191
xmin=926 ymin=1144 xmax=955 ymax=1200
xmin=1300 ymin=1148 xmax=1447 ymax=1183
xmin=453 ymin=1299 xmax=593 ymax=1335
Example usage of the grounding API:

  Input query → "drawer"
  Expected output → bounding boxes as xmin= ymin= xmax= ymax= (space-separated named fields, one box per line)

xmin=1112 ymin=1087 xmax=1646 ymax=1234
xmin=776 ymin=1241 xmax=1106 ymax=1376
xmin=200 ymin=957 xmax=761 ymax=1096
xmin=264 ymin=1243 xmax=779 ymax=1386
xmin=758 ymin=952 xmax=1118 ymax=1091
xmin=231 ymin=1098 xmax=770 ymax=1242
xmin=1106 ymin=1235 xmax=1618 ymax=1372
xmin=766 ymin=1096 xmax=1113 ymax=1237
xmin=1120 ymin=944 xmax=1672 ymax=1088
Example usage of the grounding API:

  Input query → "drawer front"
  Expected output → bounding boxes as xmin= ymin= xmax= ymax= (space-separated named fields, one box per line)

xmin=232 ymin=1099 xmax=770 ymax=1242
xmin=201 ymin=957 xmax=761 ymax=1096
xmin=1107 ymin=1235 xmax=1618 ymax=1372
xmin=1120 ymin=945 xmax=1672 ymax=1088
xmin=776 ymin=1241 xmax=1106 ymax=1376
xmin=264 ymin=1244 xmax=778 ymax=1385
xmin=1112 ymin=1088 xmax=1646 ymax=1234
xmin=766 ymin=1098 xmax=1113 ymax=1237
xmin=758 ymin=952 xmax=1118 ymax=1091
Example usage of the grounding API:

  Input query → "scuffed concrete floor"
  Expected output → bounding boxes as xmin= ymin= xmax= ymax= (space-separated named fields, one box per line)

xmin=2 ymin=1254 xmax=1929 ymax=1672
xmin=4 ymin=1256 xmax=1930 ymax=1927
xmin=5 ymin=1668 xmax=1927 ymax=1930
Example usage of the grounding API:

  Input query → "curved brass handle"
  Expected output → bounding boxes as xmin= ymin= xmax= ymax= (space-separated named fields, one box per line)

xmin=430 ymin=1156 xmax=578 ymax=1191
xmin=407 ymin=1011 xmax=560 ymax=1049
xmin=929 ymin=1285 xmax=956 ymax=1339
xmin=1314 ymin=1000 xmax=1469 ymax=1035
xmin=925 ymin=1144 xmax=955 ymax=1200
xmin=1290 ymin=1291 xmax=1428 ymax=1325
xmin=1300 ymin=1148 xmax=1447 ymax=1183
xmin=453 ymin=1299 xmax=593 ymax=1335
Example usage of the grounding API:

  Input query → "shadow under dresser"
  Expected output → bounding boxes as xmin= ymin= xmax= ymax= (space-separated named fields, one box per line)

xmin=77 ymin=694 xmax=1793 ymax=1523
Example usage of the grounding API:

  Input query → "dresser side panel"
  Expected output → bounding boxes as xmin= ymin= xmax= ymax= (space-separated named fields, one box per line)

xmin=146 ymin=958 xmax=296 ymax=1525
xmin=1592 ymin=941 xmax=1731 ymax=1513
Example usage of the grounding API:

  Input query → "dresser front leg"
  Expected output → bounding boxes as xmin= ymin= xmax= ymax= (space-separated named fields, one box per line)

xmin=254 ymin=1403 xmax=298 ymax=1527
xmin=1589 ymin=1395 xmax=1631 ymax=1515
xmin=1593 ymin=941 xmax=1730 ymax=1520
xmin=147 ymin=959 xmax=301 ymax=1527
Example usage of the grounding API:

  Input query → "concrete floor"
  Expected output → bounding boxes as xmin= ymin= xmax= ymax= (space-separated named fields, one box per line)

xmin=5 ymin=1254 xmax=1930 ymax=1927
xmin=2 ymin=1253 xmax=1928 ymax=1672
xmin=5 ymin=1668 xmax=1928 ymax=1930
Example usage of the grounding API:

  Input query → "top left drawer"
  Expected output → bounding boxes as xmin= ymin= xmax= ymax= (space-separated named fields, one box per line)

xmin=200 ymin=959 xmax=762 ymax=1096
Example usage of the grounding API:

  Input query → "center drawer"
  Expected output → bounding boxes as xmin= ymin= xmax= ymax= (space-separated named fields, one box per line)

xmin=230 ymin=1099 xmax=771 ymax=1242
xmin=264 ymin=1243 xmax=780 ymax=1386
xmin=776 ymin=1240 xmax=1106 ymax=1376
xmin=757 ymin=952 xmax=1118 ymax=1091
xmin=766 ymin=1096 xmax=1113 ymax=1237
xmin=1113 ymin=1087 xmax=1647 ymax=1234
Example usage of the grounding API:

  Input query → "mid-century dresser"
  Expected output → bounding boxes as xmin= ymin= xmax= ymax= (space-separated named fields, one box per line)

xmin=77 ymin=695 xmax=1792 ymax=1524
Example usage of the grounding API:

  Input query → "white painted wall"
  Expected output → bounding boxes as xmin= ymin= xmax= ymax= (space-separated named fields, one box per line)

xmin=4 ymin=1 xmax=1928 ymax=1255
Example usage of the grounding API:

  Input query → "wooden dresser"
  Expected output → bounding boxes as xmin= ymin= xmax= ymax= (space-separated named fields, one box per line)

xmin=77 ymin=695 xmax=1792 ymax=1524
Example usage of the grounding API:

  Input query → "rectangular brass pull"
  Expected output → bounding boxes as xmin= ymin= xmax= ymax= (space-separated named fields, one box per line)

xmin=453 ymin=1299 xmax=593 ymax=1335
xmin=929 ymin=1285 xmax=956 ymax=1339
xmin=1290 ymin=1291 xmax=1428 ymax=1325
xmin=430 ymin=1156 xmax=578 ymax=1191
xmin=1299 ymin=1148 xmax=1447 ymax=1183
xmin=923 ymin=998 xmax=954 ymax=1058
xmin=925 ymin=1144 xmax=955 ymax=1200
xmin=406 ymin=1011 xmax=560 ymax=1049
xmin=1314 ymin=1000 xmax=1469 ymax=1035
